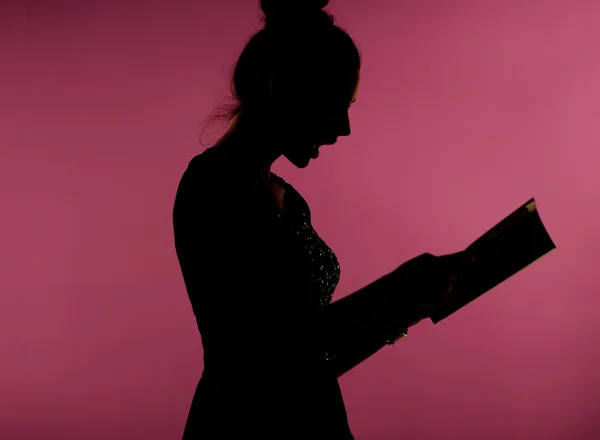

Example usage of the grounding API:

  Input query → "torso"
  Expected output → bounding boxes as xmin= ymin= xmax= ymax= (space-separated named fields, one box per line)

xmin=174 ymin=146 xmax=352 ymax=438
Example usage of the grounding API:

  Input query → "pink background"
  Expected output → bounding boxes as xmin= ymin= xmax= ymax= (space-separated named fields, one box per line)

xmin=2 ymin=0 xmax=599 ymax=438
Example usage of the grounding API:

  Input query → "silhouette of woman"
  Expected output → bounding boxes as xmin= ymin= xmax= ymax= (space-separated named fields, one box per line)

xmin=173 ymin=1 xmax=462 ymax=438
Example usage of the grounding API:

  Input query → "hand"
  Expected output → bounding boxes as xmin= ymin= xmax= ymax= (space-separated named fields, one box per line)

xmin=388 ymin=251 xmax=475 ymax=319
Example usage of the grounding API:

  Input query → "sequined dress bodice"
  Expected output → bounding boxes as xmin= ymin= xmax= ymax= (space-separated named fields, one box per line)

xmin=271 ymin=173 xmax=340 ymax=308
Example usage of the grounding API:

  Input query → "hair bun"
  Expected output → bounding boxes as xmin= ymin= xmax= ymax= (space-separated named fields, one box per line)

xmin=260 ymin=0 xmax=331 ymax=28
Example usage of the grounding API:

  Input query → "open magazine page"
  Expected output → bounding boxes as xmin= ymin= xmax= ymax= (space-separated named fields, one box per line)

xmin=430 ymin=198 xmax=556 ymax=324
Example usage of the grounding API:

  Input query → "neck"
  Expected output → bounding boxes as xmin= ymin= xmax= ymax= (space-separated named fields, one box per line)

xmin=215 ymin=113 xmax=283 ymax=180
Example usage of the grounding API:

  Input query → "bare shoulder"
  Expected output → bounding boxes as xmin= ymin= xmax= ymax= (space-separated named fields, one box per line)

xmin=174 ymin=147 xmax=228 ymax=212
xmin=187 ymin=146 xmax=229 ymax=177
xmin=178 ymin=145 xmax=264 ymax=211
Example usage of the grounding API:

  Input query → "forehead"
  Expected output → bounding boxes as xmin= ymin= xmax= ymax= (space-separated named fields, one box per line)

xmin=317 ymin=68 xmax=359 ymax=98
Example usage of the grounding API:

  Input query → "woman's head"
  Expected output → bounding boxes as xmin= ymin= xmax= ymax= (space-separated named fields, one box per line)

xmin=206 ymin=0 xmax=361 ymax=168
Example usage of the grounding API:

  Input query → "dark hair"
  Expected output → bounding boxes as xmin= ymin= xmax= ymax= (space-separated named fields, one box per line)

xmin=198 ymin=0 xmax=361 ymax=146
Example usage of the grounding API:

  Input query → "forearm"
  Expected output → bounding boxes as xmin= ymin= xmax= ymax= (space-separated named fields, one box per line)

xmin=329 ymin=309 xmax=423 ymax=378
xmin=323 ymin=272 xmax=426 ymax=378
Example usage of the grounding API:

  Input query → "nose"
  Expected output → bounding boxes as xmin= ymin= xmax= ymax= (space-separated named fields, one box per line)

xmin=338 ymin=111 xmax=351 ymax=137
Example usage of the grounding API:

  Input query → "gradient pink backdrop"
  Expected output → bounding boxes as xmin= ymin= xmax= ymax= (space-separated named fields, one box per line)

xmin=2 ymin=0 xmax=599 ymax=439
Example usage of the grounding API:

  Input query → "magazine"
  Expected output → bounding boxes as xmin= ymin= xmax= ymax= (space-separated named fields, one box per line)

xmin=430 ymin=198 xmax=556 ymax=324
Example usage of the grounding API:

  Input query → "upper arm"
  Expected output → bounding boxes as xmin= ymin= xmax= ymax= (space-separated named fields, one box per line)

xmin=173 ymin=166 xmax=317 ymax=355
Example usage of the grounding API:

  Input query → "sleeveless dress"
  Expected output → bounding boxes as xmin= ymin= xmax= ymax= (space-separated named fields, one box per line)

xmin=173 ymin=148 xmax=355 ymax=439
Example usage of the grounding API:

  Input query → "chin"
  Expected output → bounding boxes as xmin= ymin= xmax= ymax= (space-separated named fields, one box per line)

xmin=287 ymin=155 xmax=311 ymax=169
xmin=284 ymin=145 xmax=318 ymax=169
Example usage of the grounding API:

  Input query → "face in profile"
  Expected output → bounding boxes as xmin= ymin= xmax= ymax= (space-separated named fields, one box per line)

xmin=280 ymin=68 xmax=360 ymax=168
